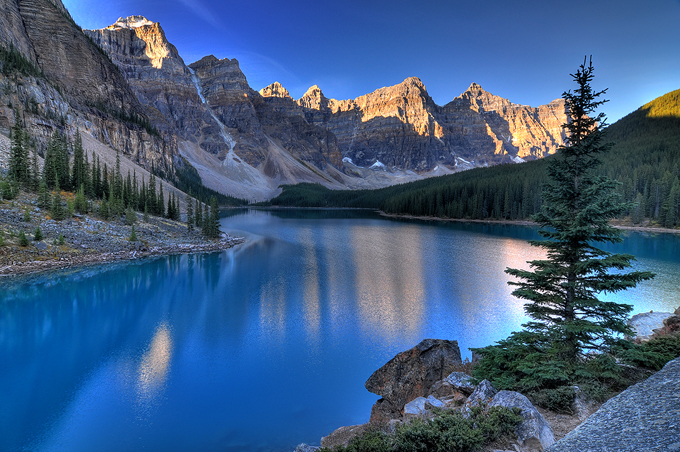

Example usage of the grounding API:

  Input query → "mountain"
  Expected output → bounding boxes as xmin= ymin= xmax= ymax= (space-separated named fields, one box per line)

xmin=0 ymin=1 xmax=175 ymax=175
xmin=2 ymin=6 xmax=570 ymax=201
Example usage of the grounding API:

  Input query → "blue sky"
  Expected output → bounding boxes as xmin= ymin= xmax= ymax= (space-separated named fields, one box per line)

xmin=63 ymin=0 xmax=680 ymax=122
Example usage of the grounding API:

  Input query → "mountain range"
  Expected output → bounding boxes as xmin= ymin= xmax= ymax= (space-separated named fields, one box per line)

xmin=0 ymin=1 xmax=568 ymax=201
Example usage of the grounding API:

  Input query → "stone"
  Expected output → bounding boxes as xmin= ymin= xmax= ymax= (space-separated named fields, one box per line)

xmin=34 ymin=241 xmax=47 ymax=250
xmin=320 ymin=424 xmax=369 ymax=449
xmin=369 ymin=398 xmax=400 ymax=425
xmin=365 ymin=339 xmax=462 ymax=414
xmin=404 ymin=395 xmax=445 ymax=417
xmin=293 ymin=444 xmax=319 ymax=452
xmin=463 ymin=379 xmax=498 ymax=414
xmin=429 ymin=371 xmax=475 ymax=401
xmin=489 ymin=391 xmax=555 ymax=451
xmin=628 ymin=311 xmax=675 ymax=342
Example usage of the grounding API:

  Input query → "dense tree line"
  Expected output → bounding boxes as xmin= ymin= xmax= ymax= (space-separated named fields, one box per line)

xmin=3 ymin=114 xmax=224 ymax=238
xmin=266 ymin=88 xmax=680 ymax=228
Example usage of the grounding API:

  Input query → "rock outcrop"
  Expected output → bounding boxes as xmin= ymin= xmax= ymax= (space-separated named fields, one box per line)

xmin=546 ymin=357 xmax=680 ymax=452
xmin=490 ymin=390 xmax=556 ymax=451
xmin=628 ymin=310 xmax=676 ymax=342
xmin=0 ymin=2 xmax=176 ymax=176
xmin=365 ymin=339 xmax=462 ymax=423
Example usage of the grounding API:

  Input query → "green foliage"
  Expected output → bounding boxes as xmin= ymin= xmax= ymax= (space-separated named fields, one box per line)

xmin=50 ymin=181 xmax=66 ymax=221
xmin=58 ymin=234 xmax=65 ymax=246
xmin=616 ymin=335 xmax=680 ymax=370
xmin=0 ymin=43 xmax=44 ymax=78
xmin=99 ymin=198 xmax=110 ymax=220
xmin=23 ymin=208 xmax=31 ymax=222
xmin=74 ymin=185 xmax=88 ymax=214
xmin=322 ymin=407 xmax=522 ymax=452
xmin=9 ymin=110 xmax=31 ymax=186
xmin=34 ymin=227 xmax=43 ymax=241
xmin=86 ymin=101 xmax=160 ymax=137
xmin=186 ymin=196 xmax=194 ymax=232
xmin=473 ymin=59 xmax=656 ymax=413
xmin=505 ymin=58 xmax=654 ymax=362
xmin=129 ymin=225 xmax=137 ymax=242
xmin=19 ymin=231 xmax=29 ymax=247
xmin=202 ymin=196 xmax=221 ymax=239
xmin=0 ymin=231 xmax=4 ymax=246
xmin=0 ymin=177 xmax=18 ymax=200
xmin=125 ymin=206 xmax=137 ymax=226
xmin=172 ymin=157 xmax=247 ymax=206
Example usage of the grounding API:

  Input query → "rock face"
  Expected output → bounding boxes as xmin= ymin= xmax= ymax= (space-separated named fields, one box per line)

xmin=490 ymin=390 xmax=555 ymax=451
xmin=84 ymin=17 xmax=214 ymax=143
xmin=365 ymin=339 xmax=462 ymax=423
xmin=0 ymin=1 xmax=175 ymax=176
xmin=546 ymin=357 xmax=680 ymax=452
xmin=463 ymin=379 xmax=498 ymax=415
xmin=298 ymin=79 xmax=567 ymax=171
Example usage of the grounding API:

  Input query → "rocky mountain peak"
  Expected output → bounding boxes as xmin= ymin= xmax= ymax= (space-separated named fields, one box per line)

xmin=108 ymin=15 xmax=156 ymax=30
xmin=259 ymin=82 xmax=292 ymax=99
xmin=298 ymin=85 xmax=328 ymax=110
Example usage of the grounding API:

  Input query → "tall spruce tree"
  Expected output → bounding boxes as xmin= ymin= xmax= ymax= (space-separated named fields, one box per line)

xmin=9 ymin=110 xmax=30 ymax=185
xmin=473 ymin=58 xmax=655 ymax=392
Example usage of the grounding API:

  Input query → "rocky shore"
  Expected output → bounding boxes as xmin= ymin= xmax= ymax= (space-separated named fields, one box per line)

xmin=299 ymin=311 xmax=680 ymax=452
xmin=0 ymin=192 xmax=243 ymax=277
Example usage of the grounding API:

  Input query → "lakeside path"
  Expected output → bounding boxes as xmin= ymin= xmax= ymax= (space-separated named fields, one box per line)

xmin=378 ymin=212 xmax=680 ymax=235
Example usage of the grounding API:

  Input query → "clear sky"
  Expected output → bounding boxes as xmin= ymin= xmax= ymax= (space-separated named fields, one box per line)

xmin=63 ymin=0 xmax=680 ymax=122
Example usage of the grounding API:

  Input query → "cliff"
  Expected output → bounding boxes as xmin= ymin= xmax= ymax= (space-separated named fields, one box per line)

xmin=0 ymin=0 xmax=176 ymax=175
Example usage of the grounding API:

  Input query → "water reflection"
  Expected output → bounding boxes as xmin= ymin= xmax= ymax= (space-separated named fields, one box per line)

xmin=136 ymin=323 xmax=173 ymax=410
xmin=1 ymin=209 xmax=677 ymax=452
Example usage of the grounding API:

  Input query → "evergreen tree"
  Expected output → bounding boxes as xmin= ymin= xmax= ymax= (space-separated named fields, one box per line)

xmin=195 ymin=199 xmax=202 ymax=228
xmin=37 ymin=180 xmax=51 ymax=209
xmin=157 ymin=182 xmax=165 ymax=218
xmin=74 ymin=184 xmax=88 ymax=214
xmin=34 ymin=226 xmax=43 ymax=241
xmin=186 ymin=195 xmax=194 ymax=232
xmin=51 ymin=178 xmax=66 ymax=221
xmin=71 ymin=130 xmax=86 ymax=191
xmin=203 ymin=196 xmax=220 ymax=239
xmin=9 ymin=110 xmax=30 ymax=185
xmin=30 ymin=146 xmax=40 ymax=192
xmin=473 ymin=58 xmax=655 ymax=394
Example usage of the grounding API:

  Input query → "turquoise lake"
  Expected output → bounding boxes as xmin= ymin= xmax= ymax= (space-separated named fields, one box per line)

xmin=1 ymin=209 xmax=679 ymax=451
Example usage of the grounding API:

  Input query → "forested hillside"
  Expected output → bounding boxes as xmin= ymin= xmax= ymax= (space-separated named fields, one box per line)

xmin=265 ymin=89 xmax=680 ymax=227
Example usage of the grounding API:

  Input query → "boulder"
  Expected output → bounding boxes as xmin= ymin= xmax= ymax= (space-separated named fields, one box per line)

xmin=429 ymin=371 xmax=476 ymax=399
xmin=489 ymin=391 xmax=555 ymax=451
xmin=369 ymin=398 xmax=401 ymax=425
xmin=463 ymin=379 xmax=497 ymax=415
xmin=365 ymin=339 xmax=462 ymax=413
xmin=628 ymin=311 xmax=674 ymax=342
xmin=403 ymin=395 xmax=445 ymax=419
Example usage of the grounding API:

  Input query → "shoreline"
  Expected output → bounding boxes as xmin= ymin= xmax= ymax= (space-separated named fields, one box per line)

xmin=378 ymin=211 xmax=680 ymax=235
xmin=0 ymin=236 xmax=245 ymax=278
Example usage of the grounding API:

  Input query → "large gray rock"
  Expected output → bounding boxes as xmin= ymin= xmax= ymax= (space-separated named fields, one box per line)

xmin=463 ymin=379 xmax=498 ymax=415
xmin=366 ymin=339 xmax=462 ymax=422
xmin=403 ymin=395 xmax=445 ymax=419
xmin=628 ymin=311 xmax=674 ymax=342
xmin=547 ymin=357 xmax=680 ymax=452
xmin=490 ymin=391 xmax=555 ymax=451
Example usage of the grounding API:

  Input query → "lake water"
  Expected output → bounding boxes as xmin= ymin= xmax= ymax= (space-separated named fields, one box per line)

xmin=1 ymin=209 xmax=678 ymax=452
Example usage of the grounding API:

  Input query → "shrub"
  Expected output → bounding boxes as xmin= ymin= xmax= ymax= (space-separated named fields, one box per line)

xmin=321 ymin=407 xmax=522 ymax=452
xmin=617 ymin=335 xmax=680 ymax=371
xmin=23 ymin=208 xmax=31 ymax=222
xmin=34 ymin=227 xmax=43 ymax=241
xmin=129 ymin=225 xmax=137 ymax=242
xmin=19 ymin=230 xmax=29 ymax=246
